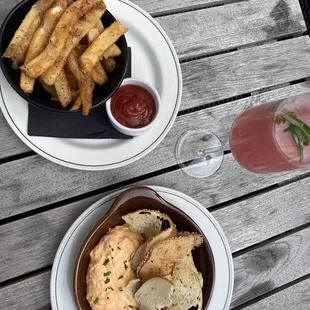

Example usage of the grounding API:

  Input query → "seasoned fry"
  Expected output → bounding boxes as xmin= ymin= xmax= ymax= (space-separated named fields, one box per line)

xmin=21 ymin=0 xmax=104 ymax=79
xmin=54 ymin=69 xmax=72 ymax=107
xmin=2 ymin=0 xmax=56 ymax=64
xmin=91 ymin=63 xmax=108 ymax=85
xmin=20 ymin=0 xmax=67 ymax=93
xmin=103 ymin=57 xmax=116 ymax=73
xmin=71 ymin=96 xmax=82 ymax=111
xmin=95 ymin=20 xmax=105 ymax=33
xmin=80 ymin=20 xmax=127 ymax=73
xmin=41 ymin=4 xmax=105 ymax=85
xmin=39 ymin=78 xmax=58 ymax=101
xmin=64 ymin=65 xmax=78 ymax=91
xmin=103 ymin=44 xmax=122 ymax=59
xmin=87 ymin=26 xmax=108 ymax=85
xmin=67 ymin=50 xmax=94 ymax=115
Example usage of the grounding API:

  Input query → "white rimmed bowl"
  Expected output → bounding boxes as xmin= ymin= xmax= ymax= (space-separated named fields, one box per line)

xmin=106 ymin=78 xmax=161 ymax=136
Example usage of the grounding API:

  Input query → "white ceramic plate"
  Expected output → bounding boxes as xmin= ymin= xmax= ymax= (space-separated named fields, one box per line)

xmin=50 ymin=186 xmax=234 ymax=310
xmin=0 ymin=0 xmax=182 ymax=171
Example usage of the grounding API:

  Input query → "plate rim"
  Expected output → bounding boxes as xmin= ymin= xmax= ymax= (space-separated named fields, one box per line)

xmin=0 ymin=0 xmax=182 ymax=171
xmin=50 ymin=185 xmax=234 ymax=310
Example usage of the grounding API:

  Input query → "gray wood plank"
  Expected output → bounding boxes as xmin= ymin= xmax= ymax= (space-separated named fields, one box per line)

xmin=0 ymin=161 xmax=307 ymax=282
xmin=2 ymin=177 xmax=310 ymax=307
xmin=244 ymin=278 xmax=310 ymax=310
xmin=0 ymin=0 xmax=234 ymax=23
xmin=232 ymin=227 xmax=310 ymax=307
xmin=213 ymin=176 xmax=310 ymax=253
xmin=1 ymin=80 xmax=310 ymax=218
xmin=131 ymin=0 xmax=237 ymax=16
xmin=0 ymin=271 xmax=51 ymax=310
xmin=157 ymin=0 xmax=306 ymax=60
xmin=2 ymin=36 xmax=310 ymax=160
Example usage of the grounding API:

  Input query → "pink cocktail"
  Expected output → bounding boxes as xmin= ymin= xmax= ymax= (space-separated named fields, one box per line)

xmin=230 ymin=94 xmax=310 ymax=173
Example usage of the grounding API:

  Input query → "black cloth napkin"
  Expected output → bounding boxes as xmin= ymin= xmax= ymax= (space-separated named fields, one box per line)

xmin=300 ymin=0 xmax=310 ymax=34
xmin=28 ymin=48 xmax=132 ymax=139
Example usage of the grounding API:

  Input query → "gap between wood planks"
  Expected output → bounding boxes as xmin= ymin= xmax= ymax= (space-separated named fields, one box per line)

xmin=231 ymin=273 xmax=310 ymax=310
xmin=0 ymin=73 xmax=309 ymax=166
xmin=2 ymin=181 xmax=310 ymax=304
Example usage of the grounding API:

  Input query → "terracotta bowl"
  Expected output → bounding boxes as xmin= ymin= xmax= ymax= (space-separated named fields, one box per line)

xmin=74 ymin=186 xmax=215 ymax=309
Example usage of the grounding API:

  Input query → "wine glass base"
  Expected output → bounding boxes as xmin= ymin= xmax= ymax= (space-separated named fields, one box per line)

xmin=176 ymin=130 xmax=224 ymax=178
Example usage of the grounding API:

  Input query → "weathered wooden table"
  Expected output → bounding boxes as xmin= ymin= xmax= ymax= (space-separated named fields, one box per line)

xmin=1 ymin=0 xmax=310 ymax=309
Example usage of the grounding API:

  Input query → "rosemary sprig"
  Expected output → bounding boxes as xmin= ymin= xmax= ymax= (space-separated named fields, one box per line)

xmin=276 ymin=111 xmax=310 ymax=162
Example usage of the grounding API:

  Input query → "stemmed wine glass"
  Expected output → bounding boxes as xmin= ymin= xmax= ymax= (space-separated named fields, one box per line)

xmin=176 ymin=94 xmax=310 ymax=178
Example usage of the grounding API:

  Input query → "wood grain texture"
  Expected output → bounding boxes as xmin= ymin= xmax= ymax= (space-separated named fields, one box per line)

xmin=1 ymin=81 xmax=310 ymax=218
xmin=213 ymin=176 xmax=310 ymax=253
xmin=181 ymin=36 xmax=310 ymax=111
xmin=0 ymin=271 xmax=51 ymax=310
xmin=244 ymin=277 xmax=310 ymax=310
xmin=2 ymin=178 xmax=310 ymax=307
xmin=2 ymin=36 xmax=310 ymax=159
xmin=232 ymin=227 xmax=310 ymax=307
xmin=131 ymin=0 xmax=237 ymax=16
xmin=157 ymin=0 xmax=306 ymax=60
xmin=0 ymin=160 xmax=307 ymax=282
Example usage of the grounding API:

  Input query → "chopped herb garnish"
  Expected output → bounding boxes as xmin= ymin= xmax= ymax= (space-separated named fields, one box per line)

xmin=112 ymin=248 xmax=114 ymax=251
xmin=93 ymin=297 xmax=99 ymax=304
xmin=129 ymin=306 xmax=134 ymax=309
xmin=107 ymin=286 xmax=114 ymax=291
xmin=104 ymin=271 xmax=111 ymax=277
xmin=117 ymin=246 xmax=121 ymax=250
xmin=119 ymin=288 xmax=123 ymax=292
xmin=103 ymin=258 xmax=110 ymax=266
xmin=124 ymin=261 xmax=128 ymax=270
xmin=118 ymin=275 xmax=124 ymax=280
xmin=105 ymin=277 xmax=110 ymax=284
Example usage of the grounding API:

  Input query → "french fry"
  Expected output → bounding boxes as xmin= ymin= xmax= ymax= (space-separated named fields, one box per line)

xmin=80 ymin=20 xmax=127 ymax=73
xmin=89 ymin=21 xmax=122 ymax=61
xmin=64 ymin=65 xmax=78 ymax=91
xmin=86 ymin=26 xmax=108 ymax=85
xmin=71 ymin=96 xmax=82 ymax=111
xmin=67 ymin=50 xmax=93 ymax=115
xmin=91 ymin=63 xmax=107 ymax=85
xmin=103 ymin=57 xmax=116 ymax=73
xmin=20 ymin=0 xmax=67 ymax=93
xmin=103 ymin=44 xmax=122 ymax=59
xmin=54 ymin=69 xmax=72 ymax=107
xmin=95 ymin=20 xmax=105 ymax=33
xmin=2 ymin=0 xmax=56 ymax=64
xmin=39 ymin=77 xmax=59 ymax=101
xmin=21 ymin=0 xmax=104 ymax=79
xmin=41 ymin=4 xmax=105 ymax=85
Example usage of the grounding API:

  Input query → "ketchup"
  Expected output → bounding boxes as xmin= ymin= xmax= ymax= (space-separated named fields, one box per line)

xmin=111 ymin=85 xmax=156 ymax=128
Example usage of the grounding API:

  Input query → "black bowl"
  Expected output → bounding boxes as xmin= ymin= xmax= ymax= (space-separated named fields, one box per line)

xmin=0 ymin=0 xmax=129 ymax=113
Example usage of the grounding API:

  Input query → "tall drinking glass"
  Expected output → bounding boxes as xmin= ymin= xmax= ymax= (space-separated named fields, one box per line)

xmin=176 ymin=94 xmax=310 ymax=178
xmin=230 ymin=94 xmax=310 ymax=173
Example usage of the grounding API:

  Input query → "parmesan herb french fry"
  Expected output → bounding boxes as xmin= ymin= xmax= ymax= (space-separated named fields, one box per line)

xmin=67 ymin=50 xmax=93 ymax=115
xmin=80 ymin=20 xmax=127 ymax=73
xmin=103 ymin=57 xmax=116 ymax=73
xmin=54 ymin=69 xmax=72 ymax=107
xmin=103 ymin=44 xmax=122 ymax=59
xmin=21 ymin=0 xmax=104 ymax=79
xmin=20 ymin=0 xmax=67 ymax=93
xmin=39 ymin=77 xmax=59 ymax=101
xmin=71 ymin=96 xmax=82 ymax=111
xmin=2 ymin=0 xmax=56 ymax=64
xmin=87 ymin=26 xmax=108 ymax=85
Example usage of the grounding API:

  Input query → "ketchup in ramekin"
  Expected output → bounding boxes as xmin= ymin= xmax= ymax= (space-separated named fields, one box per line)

xmin=111 ymin=84 xmax=156 ymax=129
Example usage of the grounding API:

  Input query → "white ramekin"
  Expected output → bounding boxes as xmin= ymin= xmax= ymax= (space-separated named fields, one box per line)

xmin=106 ymin=78 xmax=161 ymax=136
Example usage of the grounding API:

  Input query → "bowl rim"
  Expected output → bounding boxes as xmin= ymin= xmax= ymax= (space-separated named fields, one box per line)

xmin=0 ymin=0 xmax=129 ymax=114
xmin=73 ymin=186 xmax=215 ymax=310
xmin=106 ymin=78 xmax=161 ymax=134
